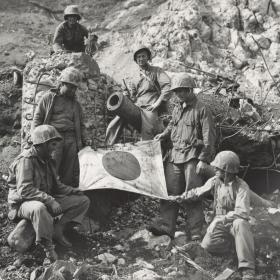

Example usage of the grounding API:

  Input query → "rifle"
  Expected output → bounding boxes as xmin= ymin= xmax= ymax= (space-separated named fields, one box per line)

xmin=122 ymin=79 xmax=137 ymax=102
xmin=177 ymin=61 xmax=239 ymax=87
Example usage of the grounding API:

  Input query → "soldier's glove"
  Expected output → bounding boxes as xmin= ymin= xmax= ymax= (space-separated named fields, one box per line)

xmin=47 ymin=200 xmax=62 ymax=216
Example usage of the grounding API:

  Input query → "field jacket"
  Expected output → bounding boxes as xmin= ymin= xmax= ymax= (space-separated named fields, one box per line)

xmin=186 ymin=176 xmax=251 ymax=221
xmin=164 ymin=98 xmax=216 ymax=164
xmin=32 ymin=89 xmax=83 ymax=150
xmin=7 ymin=147 xmax=76 ymax=206
xmin=53 ymin=21 xmax=88 ymax=53
xmin=129 ymin=65 xmax=171 ymax=109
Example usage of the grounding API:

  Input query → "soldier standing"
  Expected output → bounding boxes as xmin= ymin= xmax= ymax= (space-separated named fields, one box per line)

xmin=32 ymin=67 xmax=83 ymax=187
xmin=150 ymin=73 xmax=216 ymax=240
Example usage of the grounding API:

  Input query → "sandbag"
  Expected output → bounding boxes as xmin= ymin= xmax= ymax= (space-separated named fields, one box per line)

xmin=7 ymin=219 xmax=35 ymax=253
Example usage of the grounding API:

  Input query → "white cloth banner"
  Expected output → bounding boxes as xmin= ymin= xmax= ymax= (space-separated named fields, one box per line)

xmin=79 ymin=140 xmax=168 ymax=199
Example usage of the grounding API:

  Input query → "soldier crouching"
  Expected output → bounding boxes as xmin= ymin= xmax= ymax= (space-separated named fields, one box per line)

xmin=7 ymin=125 xmax=90 ymax=262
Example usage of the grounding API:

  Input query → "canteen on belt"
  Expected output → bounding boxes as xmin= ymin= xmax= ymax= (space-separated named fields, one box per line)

xmin=102 ymin=151 xmax=141 ymax=180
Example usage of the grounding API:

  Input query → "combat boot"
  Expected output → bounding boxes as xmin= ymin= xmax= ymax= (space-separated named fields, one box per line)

xmin=39 ymin=239 xmax=58 ymax=263
xmin=53 ymin=223 xmax=72 ymax=248
xmin=242 ymin=268 xmax=255 ymax=280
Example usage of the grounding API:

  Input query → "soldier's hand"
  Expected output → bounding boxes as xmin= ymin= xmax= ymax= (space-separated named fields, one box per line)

xmin=168 ymin=192 xmax=187 ymax=203
xmin=48 ymin=200 xmax=62 ymax=216
xmin=71 ymin=188 xmax=84 ymax=195
xmin=207 ymin=216 xmax=226 ymax=233
xmin=196 ymin=161 xmax=208 ymax=175
xmin=154 ymin=133 xmax=165 ymax=141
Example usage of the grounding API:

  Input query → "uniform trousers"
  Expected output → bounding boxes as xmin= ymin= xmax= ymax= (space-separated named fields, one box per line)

xmin=17 ymin=194 xmax=90 ymax=243
xmin=54 ymin=131 xmax=80 ymax=187
xmin=201 ymin=217 xmax=255 ymax=269
xmin=153 ymin=159 xmax=204 ymax=237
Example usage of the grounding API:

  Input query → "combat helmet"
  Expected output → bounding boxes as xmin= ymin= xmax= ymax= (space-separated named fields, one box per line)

xmin=32 ymin=125 xmax=62 ymax=145
xmin=211 ymin=151 xmax=240 ymax=174
xmin=64 ymin=5 xmax=81 ymax=21
xmin=170 ymin=73 xmax=196 ymax=91
xmin=58 ymin=67 xmax=81 ymax=87
xmin=133 ymin=45 xmax=152 ymax=62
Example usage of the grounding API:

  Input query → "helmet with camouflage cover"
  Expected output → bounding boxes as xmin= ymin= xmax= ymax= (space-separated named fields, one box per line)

xmin=211 ymin=151 xmax=240 ymax=174
xmin=133 ymin=45 xmax=152 ymax=62
xmin=32 ymin=125 xmax=62 ymax=145
xmin=170 ymin=73 xmax=196 ymax=91
xmin=64 ymin=5 xmax=81 ymax=20
xmin=58 ymin=67 xmax=81 ymax=87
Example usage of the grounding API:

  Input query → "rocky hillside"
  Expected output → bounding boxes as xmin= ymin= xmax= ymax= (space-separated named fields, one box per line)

xmin=0 ymin=1 xmax=280 ymax=280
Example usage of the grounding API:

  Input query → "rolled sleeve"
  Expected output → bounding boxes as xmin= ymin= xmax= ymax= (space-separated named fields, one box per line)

xmin=187 ymin=177 xmax=215 ymax=199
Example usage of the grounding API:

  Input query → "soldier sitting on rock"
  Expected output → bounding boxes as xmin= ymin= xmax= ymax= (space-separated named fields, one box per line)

xmin=128 ymin=45 xmax=171 ymax=140
xmin=106 ymin=45 xmax=171 ymax=143
xmin=53 ymin=5 xmax=88 ymax=53
xmin=7 ymin=125 xmax=90 ymax=262
xmin=170 ymin=151 xmax=256 ymax=280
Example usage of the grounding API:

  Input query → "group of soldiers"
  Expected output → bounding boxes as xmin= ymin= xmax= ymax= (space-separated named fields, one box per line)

xmin=6 ymin=5 xmax=268 ymax=279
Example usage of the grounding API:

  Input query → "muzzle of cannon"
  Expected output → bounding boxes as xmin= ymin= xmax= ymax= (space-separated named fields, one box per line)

xmin=107 ymin=92 xmax=142 ymax=132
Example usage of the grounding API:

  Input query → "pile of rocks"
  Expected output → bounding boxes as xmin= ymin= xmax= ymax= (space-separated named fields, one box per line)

xmin=134 ymin=0 xmax=280 ymax=105
xmin=22 ymin=53 xmax=122 ymax=148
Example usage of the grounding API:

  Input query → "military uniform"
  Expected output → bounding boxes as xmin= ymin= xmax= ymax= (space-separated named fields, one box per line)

xmin=8 ymin=146 xmax=89 ymax=244
xmin=186 ymin=175 xmax=255 ymax=270
xmin=32 ymin=88 xmax=83 ymax=187
xmin=153 ymin=97 xmax=216 ymax=237
xmin=128 ymin=64 xmax=171 ymax=139
xmin=53 ymin=21 xmax=88 ymax=53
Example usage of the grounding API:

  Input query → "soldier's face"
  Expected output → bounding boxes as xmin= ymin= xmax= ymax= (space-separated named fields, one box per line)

xmin=136 ymin=51 xmax=149 ymax=67
xmin=46 ymin=139 xmax=60 ymax=157
xmin=215 ymin=168 xmax=226 ymax=180
xmin=67 ymin=15 xmax=78 ymax=26
xmin=215 ymin=168 xmax=235 ymax=183
xmin=174 ymin=88 xmax=194 ymax=102
xmin=60 ymin=82 xmax=77 ymax=99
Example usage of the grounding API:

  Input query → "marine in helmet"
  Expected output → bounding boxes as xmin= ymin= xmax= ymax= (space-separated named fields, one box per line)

xmin=170 ymin=151 xmax=255 ymax=280
xmin=127 ymin=45 xmax=171 ymax=139
xmin=7 ymin=125 xmax=90 ymax=262
xmin=149 ymin=73 xmax=216 ymax=240
xmin=53 ymin=5 xmax=88 ymax=53
xmin=32 ymin=67 xmax=83 ymax=188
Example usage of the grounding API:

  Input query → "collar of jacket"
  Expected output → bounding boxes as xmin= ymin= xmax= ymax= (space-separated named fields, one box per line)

xmin=63 ymin=21 xmax=79 ymax=30
xmin=180 ymin=96 xmax=197 ymax=109
xmin=53 ymin=87 xmax=77 ymax=101
xmin=139 ymin=63 xmax=152 ymax=73
xmin=31 ymin=146 xmax=52 ymax=164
